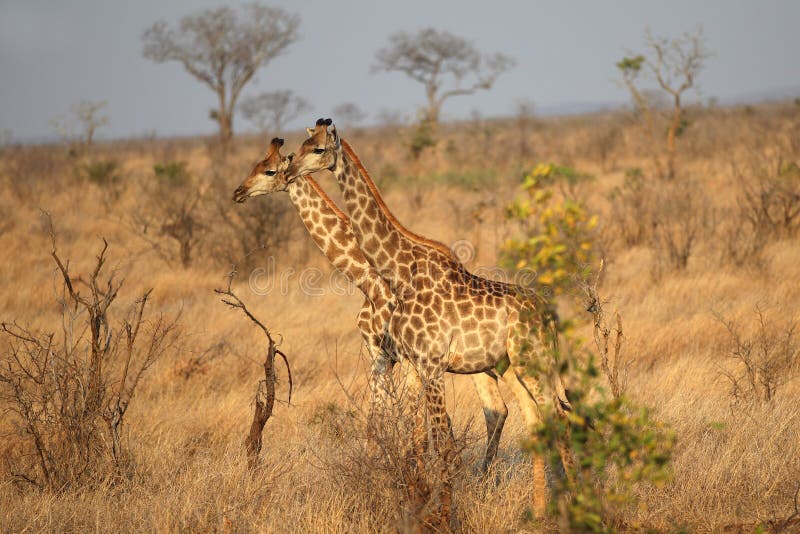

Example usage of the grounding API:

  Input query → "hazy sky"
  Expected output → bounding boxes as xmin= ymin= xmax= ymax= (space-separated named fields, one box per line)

xmin=1 ymin=0 xmax=799 ymax=142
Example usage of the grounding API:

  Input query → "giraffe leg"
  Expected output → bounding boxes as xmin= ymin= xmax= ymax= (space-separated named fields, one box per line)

xmin=515 ymin=368 xmax=577 ymax=489
xmin=503 ymin=366 xmax=548 ymax=519
xmin=421 ymin=374 xmax=455 ymax=531
xmin=506 ymin=311 xmax=578 ymax=518
xmin=402 ymin=366 xmax=428 ymax=464
xmin=471 ymin=372 xmax=508 ymax=472
xmin=366 ymin=350 xmax=395 ymax=452
xmin=399 ymin=366 xmax=437 ymax=529
xmin=358 ymin=301 xmax=395 ymax=452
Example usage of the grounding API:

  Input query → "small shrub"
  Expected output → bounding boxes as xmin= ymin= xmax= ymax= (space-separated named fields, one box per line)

xmin=531 ymin=341 xmax=674 ymax=532
xmin=209 ymin=162 xmax=299 ymax=271
xmin=607 ymin=168 xmax=654 ymax=247
xmin=0 ymin=223 xmax=179 ymax=490
xmin=715 ymin=306 xmax=798 ymax=404
xmin=131 ymin=161 xmax=208 ymax=268
xmin=720 ymin=159 xmax=800 ymax=268
xmin=308 ymin=401 xmax=358 ymax=442
xmin=0 ymin=145 xmax=70 ymax=203
xmin=739 ymin=160 xmax=800 ymax=240
xmin=651 ymin=178 xmax=711 ymax=275
xmin=408 ymin=115 xmax=437 ymax=160
xmin=81 ymin=159 xmax=121 ymax=186
xmin=154 ymin=160 xmax=191 ymax=187
xmin=312 ymin=368 xmax=469 ymax=531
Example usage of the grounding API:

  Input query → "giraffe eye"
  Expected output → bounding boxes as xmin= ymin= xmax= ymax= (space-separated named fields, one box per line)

xmin=313 ymin=148 xmax=325 ymax=155
xmin=265 ymin=170 xmax=276 ymax=177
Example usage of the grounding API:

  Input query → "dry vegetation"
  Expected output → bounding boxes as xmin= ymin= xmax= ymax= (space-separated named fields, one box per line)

xmin=1 ymin=100 xmax=800 ymax=532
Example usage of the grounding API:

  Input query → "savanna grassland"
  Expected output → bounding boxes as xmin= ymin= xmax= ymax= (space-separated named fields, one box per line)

xmin=1 ymin=102 xmax=799 ymax=532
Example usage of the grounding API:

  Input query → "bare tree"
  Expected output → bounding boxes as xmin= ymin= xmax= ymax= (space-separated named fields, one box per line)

xmin=49 ymin=100 xmax=109 ymax=150
xmin=332 ymin=102 xmax=368 ymax=129
xmin=142 ymin=5 xmax=300 ymax=152
xmin=373 ymin=28 xmax=514 ymax=126
xmin=240 ymin=89 xmax=309 ymax=134
xmin=618 ymin=28 xmax=711 ymax=179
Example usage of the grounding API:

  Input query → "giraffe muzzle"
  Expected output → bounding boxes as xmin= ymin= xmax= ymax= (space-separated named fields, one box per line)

xmin=232 ymin=185 xmax=248 ymax=203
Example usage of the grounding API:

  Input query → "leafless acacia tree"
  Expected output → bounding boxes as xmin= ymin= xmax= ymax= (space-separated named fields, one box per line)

xmin=240 ymin=89 xmax=310 ymax=134
xmin=373 ymin=28 xmax=514 ymax=126
xmin=49 ymin=100 xmax=109 ymax=150
xmin=142 ymin=5 xmax=300 ymax=152
xmin=618 ymin=28 xmax=711 ymax=179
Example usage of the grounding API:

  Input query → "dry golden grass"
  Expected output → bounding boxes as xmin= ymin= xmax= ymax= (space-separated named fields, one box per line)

xmin=1 ymin=102 xmax=799 ymax=532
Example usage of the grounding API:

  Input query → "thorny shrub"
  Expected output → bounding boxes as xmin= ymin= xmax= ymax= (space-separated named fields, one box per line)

xmin=131 ymin=161 xmax=208 ymax=268
xmin=715 ymin=306 xmax=798 ymax=404
xmin=607 ymin=169 xmax=711 ymax=276
xmin=309 ymin=366 xmax=472 ymax=531
xmin=723 ymin=159 xmax=800 ymax=267
xmin=0 ymin=223 xmax=180 ymax=490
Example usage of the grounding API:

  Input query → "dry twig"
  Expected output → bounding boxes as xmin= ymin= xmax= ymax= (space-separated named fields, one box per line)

xmin=581 ymin=260 xmax=628 ymax=399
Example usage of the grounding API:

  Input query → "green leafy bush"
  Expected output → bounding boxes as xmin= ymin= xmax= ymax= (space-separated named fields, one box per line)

xmin=500 ymin=163 xmax=597 ymax=292
xmin=530 ymin=345 xmax=675 ymax=532
xmin=153 ymin=161 xmax=190 ymax=187
xmin=81 ymin=159 xmax=121 ymax=186
xmin=408 ymin=115 xmax=437 ymax=160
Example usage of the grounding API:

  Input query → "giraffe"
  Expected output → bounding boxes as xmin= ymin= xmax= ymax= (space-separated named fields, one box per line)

xmin=232 ymin=138 xmax=509 ymax=471
xmin=286 ymin=119 xmax=576 ymax=521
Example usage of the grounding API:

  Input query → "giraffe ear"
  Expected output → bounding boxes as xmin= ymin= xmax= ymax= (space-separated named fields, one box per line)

xmin=306 ymin=127 xmax=315 ymax=137
xmin=329 ymin=124 xmax=341 ymax=149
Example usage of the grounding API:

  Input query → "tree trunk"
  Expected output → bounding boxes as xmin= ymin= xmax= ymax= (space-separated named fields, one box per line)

xmin=219 ymin=112 xmax=233 ymax=154
xmin=245 ymin=344 xmax=276 ymax=469
xmin=217 ymin=89 xmax=233 ymax=156
xmin=666 ymin=94 xmax=682 ymax=180
xmin=179 ymin=237 xmax=192 ymax=268
xmin=425 ymin=85 xmax=440 ymax=127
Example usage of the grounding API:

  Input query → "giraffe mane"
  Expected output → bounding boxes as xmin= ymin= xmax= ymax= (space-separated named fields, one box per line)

xmin=306 ymin=176 xmax=349 ymax=224
xmin=340 ymin=139 xmax=457 ymax=260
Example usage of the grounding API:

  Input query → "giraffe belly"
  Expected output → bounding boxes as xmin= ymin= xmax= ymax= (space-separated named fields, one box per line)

xmin=444 ymin=324 xmax=509 ymax=374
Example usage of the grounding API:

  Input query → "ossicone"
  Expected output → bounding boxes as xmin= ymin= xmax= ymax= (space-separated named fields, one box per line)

xmin=271 ymin=137 xmax=285 ymax=147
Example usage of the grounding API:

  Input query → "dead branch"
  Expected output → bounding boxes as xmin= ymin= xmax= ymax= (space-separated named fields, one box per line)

xmin=581 ymin=260 xmax=628 ymax=399
xmin=215 ymin=268 xmax=291 ymax=469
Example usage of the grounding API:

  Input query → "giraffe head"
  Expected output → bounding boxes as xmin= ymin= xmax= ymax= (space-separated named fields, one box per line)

xmin=285 ymin=118 xmax=341 ymax=178
xmin=232 ymin=137 xmax=295 ymax=202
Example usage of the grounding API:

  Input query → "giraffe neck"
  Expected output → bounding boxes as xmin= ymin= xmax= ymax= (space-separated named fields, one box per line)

xmin=286 ymin=176 xmax=383 ymax=298
xmin=333 ymin=140 xmax=456 ymax=288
